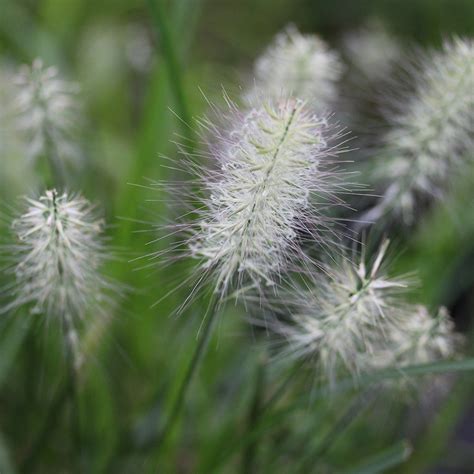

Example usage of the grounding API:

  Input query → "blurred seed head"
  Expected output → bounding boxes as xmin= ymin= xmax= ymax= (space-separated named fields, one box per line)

xmin=343 ymin=20 xmax=401 ymax=81
xmin=267 ymin=240 xmax=412 ymax=383
xmin=372 ymin=38 xmax=474 ymax=223
xmin=3 ymin=190 xmax=109 ymax=322
xmin=14 ymin=59 xmax=81 ymax=168
xmin=379 ymin=305 xmax=463 ymax=367
xmin=125 ymin=23 xmax=154 ymax=73
xmin=246 ymin=26 xmax=343 ymax=112
xmin=0 ymin=63 xmax=35 ymax=193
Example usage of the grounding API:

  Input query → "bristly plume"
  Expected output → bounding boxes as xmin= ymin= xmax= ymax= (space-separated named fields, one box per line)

xmin=14 ymin=59 xmax=80 ymax=180
xmin=246 ymin=26 xmax=343 ymax=112
xmin=174 ymin=96 xmax=348 ymax=300
xmin=2 ymin=190 xmax=112 ymax=368
xmin=266 ymin=239 xmax=412 ymax=383
xmin=376 ymin=305 xmax=463 ymax=368
xmin=367 ymin=38 xmax=474 ymax=224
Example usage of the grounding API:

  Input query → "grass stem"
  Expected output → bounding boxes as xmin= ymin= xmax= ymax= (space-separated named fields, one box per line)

xmin=152 ymin=296 xmax=220 ymax=469
xmin=241 ymin=355 xmax=266 ymax=474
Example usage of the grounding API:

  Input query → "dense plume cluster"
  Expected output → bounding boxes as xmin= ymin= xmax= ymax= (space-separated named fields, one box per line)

xmin=175 ymin=31 xmax=468 ymax=384
xmin=267 ymin=241 xmax=406 ymax=380
xmin=261 ymin=241 xmax=462 ymax=382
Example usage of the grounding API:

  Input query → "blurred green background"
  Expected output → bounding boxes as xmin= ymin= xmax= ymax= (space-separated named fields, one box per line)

xmin=0 ymin=0 xmax=473 ymax=473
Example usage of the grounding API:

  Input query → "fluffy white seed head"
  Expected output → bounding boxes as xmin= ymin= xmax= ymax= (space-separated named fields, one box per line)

xmin=378 ymin=305 xmax=462 ymax=367
xmin=270 ymin=240 xmax=411 ymax=382
xmin=14 ymin=59 xmax=80 ymax=167
xmin=188 ymin=97 xmax=345 ymax=298
xmin=4 ymin=190 xmax=108 ymax=321
xmin=372 ymin=38 xmax=474 ymax=223
xmin=246 ymin=26 xmax=343 ymax=111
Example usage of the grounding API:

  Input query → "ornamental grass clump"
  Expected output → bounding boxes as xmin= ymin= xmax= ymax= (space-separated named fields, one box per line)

xmin=266 ymin=240 xmax=413 ymax=382
xmin=151 ymin=94 xmax=353 ymax=454
xmin=261 ymin=239 xmax=462 ymax=385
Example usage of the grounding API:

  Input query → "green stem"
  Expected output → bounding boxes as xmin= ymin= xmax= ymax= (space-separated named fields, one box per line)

xmin=203 ymin=359 xmax=304 ymax=472
xmin=262 ymin=359 xmax=305 ymax=412
xmin=146 ymin=0 xmax=195 ymax=150
xmin=152 ymin=297 xmax=220 ymax=468
xmin=44 ymin=129 xmax=66 ymax=189
xmin=63 ymin=313 xmax=83 ymax=470
xmin=241 ymin=356 xmax=266 ymax=474
xmin=18 ymin=312 xmax=82 ymax=472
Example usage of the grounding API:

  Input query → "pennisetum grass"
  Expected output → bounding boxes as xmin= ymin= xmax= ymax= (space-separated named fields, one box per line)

xmin=188 ymin=97 xmax=346 ymax=297
xmin=1 ymin=7 xmax=473 ymax=472
xmin=2 ymin=189 xmax=114 ymax=469
xmin=151 ymin=94 xmax=350 ymax=464
xmin=342 ymin=20 xmax=401 ymax=82
xmin=246 ymin=25 xmax=343 ymax=112
xmin=365 ymin=38 xmax=474 ymax=224
xmin=14 ymin=59 xmax=81 ymax=187
xmin=3 ymin=190 xmax=111 ymax=365
xmin=2 ymin=58 xmax=116 ymax=470
xmin=372 ymin=305 xmax=463 ymax=369
xmin=254 ymin=239 xmax=462 ymax=386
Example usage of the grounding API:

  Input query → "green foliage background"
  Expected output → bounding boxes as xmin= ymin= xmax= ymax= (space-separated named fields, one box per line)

xmin=0 ymin=0 xmax=473 ymax=472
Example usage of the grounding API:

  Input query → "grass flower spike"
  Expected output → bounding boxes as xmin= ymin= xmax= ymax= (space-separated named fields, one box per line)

xmin=369 ymin=38 xmax=474 ymax=223
xmin=4 ymin=190 xmax=109 ymax=366
xmin=149 ymin=95 xmax=349 ymax=451
xmin=190 ymin=97 xmax=342 ymax=297
xmin=273 ymin=240 xmax=410 ymax=382
xmin=384 ymin=306 xmax=462 ymax=367
xmin=247 ymin=26 xmax=343 ymax=111
xmin=14 ymin=59 xmax=80 ymax=181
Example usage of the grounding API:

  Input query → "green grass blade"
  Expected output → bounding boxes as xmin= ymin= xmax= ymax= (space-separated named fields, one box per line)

xmin=0 ymin=431 xmax=16 ymax=474
xmin=146 ymin=0 xmax=195 ymax=149
xmin=206 ymin=357 xmax=474 ymax=471
xmin=0 ymin=317 xmax=29 ymax=388
xmin=320 ymin=358 xmax=474 ymax=397
xmin=343 ymin=440 xmax=412 ymax=474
